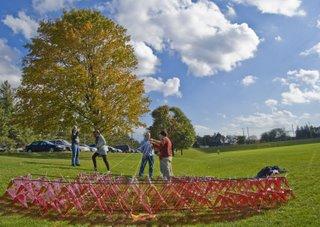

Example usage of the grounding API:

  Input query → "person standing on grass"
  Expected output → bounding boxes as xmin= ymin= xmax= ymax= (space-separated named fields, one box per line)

xmin=92 ymin=130 xmax=110 ymax=173
xmin=71 ymin=125 xmax=80 ymax=167
xmin=151 ymin=130 xmax=173 ymax=180
xmin=138 ymin=132 xmax=154 ymax=179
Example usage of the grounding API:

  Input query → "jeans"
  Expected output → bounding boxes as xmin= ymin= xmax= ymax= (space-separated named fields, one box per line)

xmin=71 ymin=143 xmax=80 ymax=166
xmin=139 ymin=155 xmax=154 ymax=178
xmin=160 ymin=157 xmax=173 ymax=180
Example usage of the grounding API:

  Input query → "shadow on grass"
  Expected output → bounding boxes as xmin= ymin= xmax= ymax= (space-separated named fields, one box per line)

xmin=0 ymin=198 xmax=271 ymax=226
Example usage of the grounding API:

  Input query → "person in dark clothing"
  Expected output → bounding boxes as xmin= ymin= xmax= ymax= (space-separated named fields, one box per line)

xmin=256 ymin=166 xmax=287 ymax=178
xmin=71 ymin=126 xmax=80 ymax=167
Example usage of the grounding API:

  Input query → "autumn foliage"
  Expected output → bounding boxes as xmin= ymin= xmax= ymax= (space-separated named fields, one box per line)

xmin=16 ymin=10 xmax=149 ymax=136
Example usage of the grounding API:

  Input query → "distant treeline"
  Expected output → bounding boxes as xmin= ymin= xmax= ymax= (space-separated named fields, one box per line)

xmin=196 ymin=138 xmax=320 ymax=153
xmin=194 ymin=125 xmax=320 ymax=148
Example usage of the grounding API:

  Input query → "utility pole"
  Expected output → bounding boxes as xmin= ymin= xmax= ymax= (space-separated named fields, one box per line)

xmin=242 ymin=128 xmax=245 ymax=137
xmin=247 ymin=127 xmax=250 ymax=138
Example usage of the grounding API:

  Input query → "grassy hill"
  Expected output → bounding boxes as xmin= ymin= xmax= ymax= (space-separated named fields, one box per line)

xmin=0 ymin=142 xmax=319 ymax=226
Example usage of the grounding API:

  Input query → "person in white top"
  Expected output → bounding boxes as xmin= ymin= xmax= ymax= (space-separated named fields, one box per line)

xmin=92 ymin=130 xmax=110 ymax=172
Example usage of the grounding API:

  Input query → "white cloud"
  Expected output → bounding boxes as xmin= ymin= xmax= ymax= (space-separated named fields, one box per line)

xmin=224 ymin=108 xmax=320 ymax=136
xmin=194 ymin=124 xmax=215 ymax=136
xmin=242 ymin=75 xmax=257 ymax=86
xmin=265 ymin=99 xmax=278 ymax=107
xmin=294 ymin=69 xmax=319 ymax=85
xmin=143 ymin=77 xmax=181 ymax=97
xmin=2 ymin=11 xmax=38 ymax=39
xmin=226 ymin=5 xmax=237 ymax=18
xmin=300 ymin=42 xmax=320 ymax=57
xmin=32 ymin=0 xmax=76 ymax=14
xmin=109 ymin=0 xmax=259 ymax=77
xmin=275 ymin=35 xmax=282 ymax=42
xmin=235 ymin=109 xmax=297 ymax=130
xmin=275 ymin=69 xmax=320 ymax=104
xmin=273 ymin=77 xmax=289 ymax=85
xmin=282 ymin=84 xmax=308 ymax=104
xmin=0 ymin=39 xmax=21 ymax=86
xmin=131 ymin=41 xmax=159 ymax=76
xmin=234 ymin=0 xmax=305 ymax=17
xmin=317 ymin=19 xmax=320 ymax=29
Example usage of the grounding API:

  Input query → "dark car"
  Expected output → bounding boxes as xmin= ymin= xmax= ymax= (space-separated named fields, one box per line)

xmin=107 ymin=146 xmax=122 ymax=153
xmin=114 ymin=145 xmax=132 ymax=153
xmin=49 ymin=139 xmax=71 ymax=151
xmin=25 ymin=141 xmax=64 ymax=152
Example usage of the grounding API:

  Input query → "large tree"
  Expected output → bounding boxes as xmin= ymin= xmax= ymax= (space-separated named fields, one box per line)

xmin=149 ymin=105 xmax=196 ymax=154
xmin=16 ymin=10 xmax=149 ymax=137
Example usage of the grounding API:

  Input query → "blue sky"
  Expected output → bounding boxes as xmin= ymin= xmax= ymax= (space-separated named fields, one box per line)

xmin=0 ymin=0 xmax=319 ymax=139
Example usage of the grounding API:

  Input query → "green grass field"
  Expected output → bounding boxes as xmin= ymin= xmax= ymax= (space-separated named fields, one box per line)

xmin=0 ymin=142 xmax=319 ymax=226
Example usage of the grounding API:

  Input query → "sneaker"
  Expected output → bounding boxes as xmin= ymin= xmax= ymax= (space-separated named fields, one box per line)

xmin=93 ymin=168 xmax=97 ymax=171
xmin=107 ymin=170 xmax=111 ymax=175
xmin=76 ymin=164 xmax=80 ymax=166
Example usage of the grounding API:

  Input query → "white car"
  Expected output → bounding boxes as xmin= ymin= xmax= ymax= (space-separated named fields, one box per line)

xmin=79 ymin=144 xmax=91 ymax=152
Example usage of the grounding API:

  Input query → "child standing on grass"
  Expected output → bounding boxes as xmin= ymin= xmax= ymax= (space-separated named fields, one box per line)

xmin=137 ymin=132 xmax=154 ymax=179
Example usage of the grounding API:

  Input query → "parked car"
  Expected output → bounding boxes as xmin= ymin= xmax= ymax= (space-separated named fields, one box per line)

xmin=79 ymin=144 xmax=91 ymax=152
xmin=25 ymin=141 xmax=65 ymax=152
xmin=108 ymin=146 xmax=122 ymax=153
xmin=17 ymin=147 xmax=24 ymax=152
xmin=49 ymin=139 xmax=71 ymax=151
xmin=114 ymin=145 xmax=133 ymax=153
xmin=88 ymin=144 xmax=98 ymax=152
xmin=87 ymin=144 xmax=122 ymax=153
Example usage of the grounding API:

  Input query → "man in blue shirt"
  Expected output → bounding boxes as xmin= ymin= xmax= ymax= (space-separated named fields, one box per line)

xmin=138 ymin=132 xmax=154 ymax=179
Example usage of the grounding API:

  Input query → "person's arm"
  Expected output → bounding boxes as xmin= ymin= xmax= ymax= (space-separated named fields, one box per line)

xmin=137 ymin=142 xmax=146 ymax=153
xmin=150 ymin=138 xmax=161 ymax=146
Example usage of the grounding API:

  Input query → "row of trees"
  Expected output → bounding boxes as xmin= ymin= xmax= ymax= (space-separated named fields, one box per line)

xmin=260 ymin=128 xmax=290 ymax=142
xmin=194 ymin=125 xmax=320 ymax=148
xmin=0 ymin=81 xmax=38 ymax=150
xmin=296 ymin=125 xmax=320 ymax=139
xmin=193 ymin=134 xmax=258 ymax=148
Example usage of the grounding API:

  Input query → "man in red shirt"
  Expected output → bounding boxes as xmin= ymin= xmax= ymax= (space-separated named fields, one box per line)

xmin=151 ymin=130 xmax=173 ymax=180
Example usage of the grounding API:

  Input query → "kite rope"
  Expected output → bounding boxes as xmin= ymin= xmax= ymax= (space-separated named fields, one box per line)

xmin=111 ymin=152 xmax=137 ymax=171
